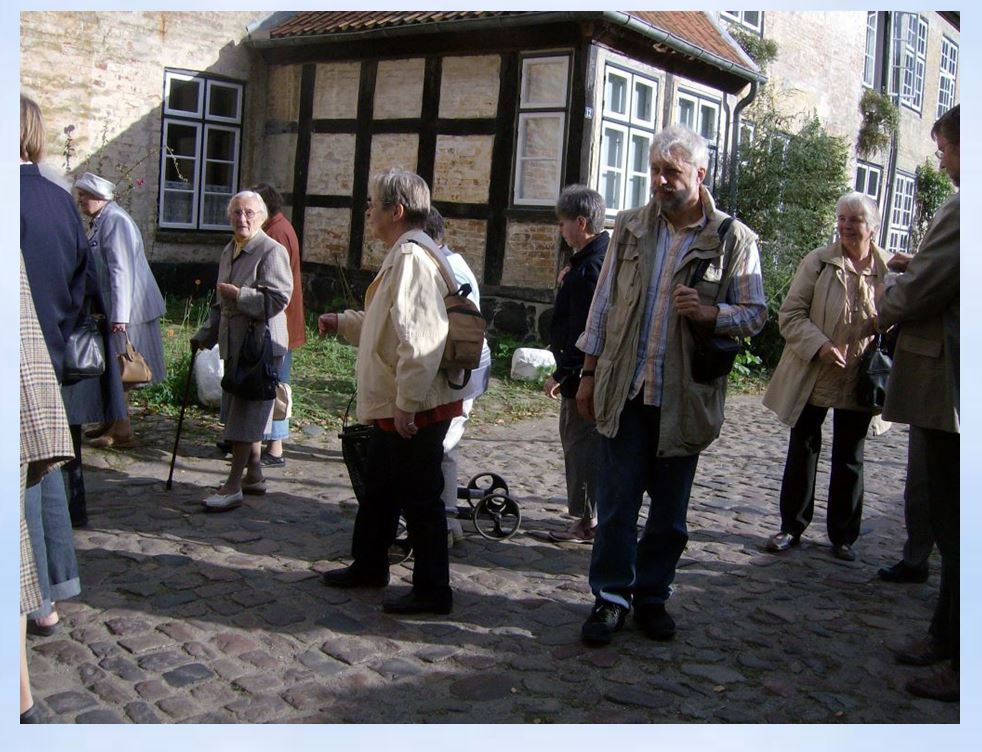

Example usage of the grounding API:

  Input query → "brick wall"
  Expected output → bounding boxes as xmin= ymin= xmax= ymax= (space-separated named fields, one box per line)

xmin=312 ymin=62 xmax=360 ymax=119
xmin=368 ymin=134 xmax=420 ymax=179
xmin=308 ymin=134 xmax=357 ymax=196
xmin=439 ymin=55 xmax=500 ymax=118
xmin=433 ymin=135 xmax=494 ymax=204
xmin=303 ymin=208 xmax=353 ymax=266
xmin=502 ymin=220 xmax=560 ymax=289
xmin=374 ymin=58 xmax=425 ymax=119
xmin=20 ymin=10 xmax=263 ymax=265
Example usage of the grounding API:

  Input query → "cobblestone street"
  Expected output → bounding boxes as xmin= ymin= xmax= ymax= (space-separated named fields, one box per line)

xmin=25 ymin=394 xmax=959 ymax=726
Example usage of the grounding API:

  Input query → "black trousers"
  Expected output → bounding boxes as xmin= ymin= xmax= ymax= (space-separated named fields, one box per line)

xmin=351 ymin=419 xmax=451 ymax=597
xmin=63 ymin=424 xmax=87 ymax=526
xmin=919 ymin=426 xmax=959 ymax=668
xmin=779 ymin=403 xmax=873 ymax=546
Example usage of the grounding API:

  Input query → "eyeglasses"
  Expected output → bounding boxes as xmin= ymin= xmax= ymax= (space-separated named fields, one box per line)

xmin=231 ymin=209 xmax=257 ymax=219
xmin=935 ymin=149 xmax=945 ymax=160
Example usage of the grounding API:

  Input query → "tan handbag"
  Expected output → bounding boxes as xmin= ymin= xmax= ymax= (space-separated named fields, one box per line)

xmin=273 ymin=381 xmax=292 ymax=421
xmin=118 ymin=335 xmax=153 ymax=389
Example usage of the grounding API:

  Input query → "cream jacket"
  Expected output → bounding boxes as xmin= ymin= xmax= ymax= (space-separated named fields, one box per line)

xmin=338 ymin=229 xmax=458 ymax=422
xmin=762 ymin=241 xmax=892 ymax=433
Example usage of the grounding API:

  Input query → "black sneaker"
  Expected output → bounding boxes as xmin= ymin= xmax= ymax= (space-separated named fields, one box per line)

xmin=321 ymin=564 xmax=390 ymax=589
xmin=635 ymin=602 xmax=676 ymax=641
xmin=260 ymin=451 xmax=286 ymax=468
xmin=581 ymin=600 xmax=627 ymax=646
xmin=382 ymin=588 xmax=453 ymax=615
xmin=878 ymin=560 xmax=929 ymax=583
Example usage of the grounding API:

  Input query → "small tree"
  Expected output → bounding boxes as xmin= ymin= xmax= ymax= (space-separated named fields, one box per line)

xmin=910 ymin=160 xmax=954 ymax=251
xmin=719 ymin=97 xmax=849 ymax=367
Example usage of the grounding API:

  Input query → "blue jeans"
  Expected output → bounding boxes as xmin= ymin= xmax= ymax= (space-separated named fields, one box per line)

xmin=589 ymin=397 xmax=699 ymax=609
xmin=24 ymin=471 xmax=81 ymax=619
xmin=263 ymin=349 xmax=292 ymax=442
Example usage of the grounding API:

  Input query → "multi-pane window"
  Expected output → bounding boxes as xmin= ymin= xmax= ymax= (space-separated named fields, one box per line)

xmin=887 ymin=172 xmax=916 ymax=252
xmin=721 ymin=11 xmax=763 ymax=35
xmin=676 ymin=90 xmax=721 ymax=188
xmin=891 ymin=13 xmax=928 ymax=114
xmin=938 ymin=36 xmax=958 ymax=119
xmin=513 ymin=54 xmax=570 ymax=206
xmin=863 ymin=12 xmax=879 ymax=88
xmin=159 ymin=70 xmax=243 ymax=230
xmin=855 ymin=161 xmax=882 ymax=201
xmin=598 ymin=66 xmax=659 ymax=217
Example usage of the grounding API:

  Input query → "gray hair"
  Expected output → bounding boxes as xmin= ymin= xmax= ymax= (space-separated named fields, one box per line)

xmin=227 ymin=191 xmax=269 ymax=222
xmin=556 ymin=184 xmax=606 ymax=234
xmin=835 ymin=191 xmax=880 ymax=232
xmin=650 ymin=125 xmax=709 ymax=171
xmin=371 ymin=169 xmax=430 ymax=226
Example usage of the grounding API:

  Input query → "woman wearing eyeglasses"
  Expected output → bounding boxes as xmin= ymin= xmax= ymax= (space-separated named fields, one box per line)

xmin=191 ymin=191 xmax=293 ymax=511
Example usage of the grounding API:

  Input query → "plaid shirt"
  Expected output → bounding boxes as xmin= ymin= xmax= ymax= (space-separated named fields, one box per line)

xmin=578 ymin=190 xmax=766 ymax=406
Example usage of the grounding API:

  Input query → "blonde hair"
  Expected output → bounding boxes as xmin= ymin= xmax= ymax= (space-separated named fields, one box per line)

xmin=20 ymin=94 xmax=45 ymax=163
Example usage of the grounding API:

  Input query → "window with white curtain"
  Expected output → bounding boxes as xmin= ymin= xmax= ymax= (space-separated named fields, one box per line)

xmin=513 ymin=54 xmax=570 ymax=206
xmin=887 ymin=172 xmax=916 ymax=252
xmin=891 ymin=13 xmax=928 ymax=114
xmin=937 ymin=37 xmax=958 ymax=119
xmin=160 ymin=70 xmax=243 ymax=230
xmin=597 ymin=65 xmax=659 ymax=217
xmin=675 ymin=90 xmax=721 ymax=188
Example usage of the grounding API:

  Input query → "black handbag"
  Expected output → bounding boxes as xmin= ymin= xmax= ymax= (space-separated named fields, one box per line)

xmin=688 ymin=218 xmax=740 ymax=384
xmin=221 ymin=289 xmax=279 ymax=401
xmin=856 ymin=333 xmax=892 ymax=410
xmin=63 ymin=304 xmax=105 ymax=385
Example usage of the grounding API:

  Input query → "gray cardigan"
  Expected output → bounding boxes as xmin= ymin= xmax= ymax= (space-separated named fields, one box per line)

xmin=193 ymin=230 xmax=293 ymax=367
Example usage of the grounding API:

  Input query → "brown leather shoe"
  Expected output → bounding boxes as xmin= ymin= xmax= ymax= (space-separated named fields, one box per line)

xmin=906 ymin=666 xmax=959 ymax=702
xmin=894 ymin=637 xmax=951 ymax=666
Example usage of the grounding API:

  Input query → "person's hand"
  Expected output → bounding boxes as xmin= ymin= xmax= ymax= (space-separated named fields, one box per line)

xmin=557 ymin=264 xmax=572 ymax=287
xmin=817 ymin=341 xmax=847 ymax=368
xmin=673 ymin=284 xmax=718 ymax=327
xmin=543 ymin=376 xmax=560 ymax=399
xmin=575 ymin=375 xmax=596 ymax=423
xmin=393 ymin=407 xmax=418 ymax=440
xmin=111 ymin=322 xmax=127 ymax=334
xmin=217 ymin=282 xmax=239 ymax=301
xmin=318 ymin=312 xmax=339 ymax=337
xmin=887 ymin=252 xmax=912 ymax=272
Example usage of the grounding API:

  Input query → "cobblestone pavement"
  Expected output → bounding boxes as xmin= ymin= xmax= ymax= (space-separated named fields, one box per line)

xmin=26 ymin=394 xmax=958 ymax=724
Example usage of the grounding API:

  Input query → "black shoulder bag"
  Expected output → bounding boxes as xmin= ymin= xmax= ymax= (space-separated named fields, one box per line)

xmin=63 ymin=299 xmax=106 ymax=385
xmin=855 ymin=333 xmax=892 ymax=410
xmin=688 ymin=217 xmax=741 ymax=384
xmin=221 ymin=285 xmax=279 ymax=401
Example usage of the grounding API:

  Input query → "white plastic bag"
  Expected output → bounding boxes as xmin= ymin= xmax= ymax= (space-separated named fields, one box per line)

xmin=194 ymin=344 xmax=224 ymax=407
xmin=510 ymin=347 xmax=556 ymax=381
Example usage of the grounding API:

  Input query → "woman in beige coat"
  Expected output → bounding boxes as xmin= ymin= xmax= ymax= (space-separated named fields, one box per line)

xmin=762 ymin=192 xmax=892 ymax=561
xmin=192 ymin=192 xmax=293 ymax=511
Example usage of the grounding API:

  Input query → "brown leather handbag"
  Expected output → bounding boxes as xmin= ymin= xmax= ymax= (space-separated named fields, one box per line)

xmin=119 ymin=335 xmax=153 ymax=389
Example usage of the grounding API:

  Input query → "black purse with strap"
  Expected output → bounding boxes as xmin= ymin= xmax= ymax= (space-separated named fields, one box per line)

xmin=855 ymin=332 xmax=892 ymax=410
xmin=220 ymin=265 xmax=280 ymax=401
xmin=688 ymin=218 xmax=741 ymax=384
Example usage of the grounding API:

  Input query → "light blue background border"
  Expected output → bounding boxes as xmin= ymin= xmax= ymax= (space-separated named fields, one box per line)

xmin=6 ymin=1 xmax=976 ymax=747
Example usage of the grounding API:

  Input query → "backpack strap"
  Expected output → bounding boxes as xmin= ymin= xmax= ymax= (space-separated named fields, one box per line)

xmin=409 ymin=230 xmax=462 ymax=297
xmin=687 ymin=216 xmax=735 ymax=298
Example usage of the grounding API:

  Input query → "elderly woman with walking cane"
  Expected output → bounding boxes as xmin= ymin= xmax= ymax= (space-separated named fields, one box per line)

xmin=190 ymin=191 xmax=292 ymax=511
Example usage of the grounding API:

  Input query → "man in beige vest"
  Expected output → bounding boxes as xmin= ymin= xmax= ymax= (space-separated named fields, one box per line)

xmin=575 ymin=126 xmax=766 ymax=645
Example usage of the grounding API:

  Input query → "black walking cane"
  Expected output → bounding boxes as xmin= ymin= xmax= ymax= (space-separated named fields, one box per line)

xmin=166 ymin=347 xmax=198 ymax=490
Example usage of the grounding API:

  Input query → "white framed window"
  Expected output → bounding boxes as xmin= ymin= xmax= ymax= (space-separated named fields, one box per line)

xmin=863 ymin=12 xmax=878 ymax=88
xmin=676 ymin=90 xmax=721 ymax=187
xmin=891 ymin=13 xmax=928 ymax=114
xmin=598 ymin=65 xmax=659 ymax=216
xmin=938 ymin=37 xmax=958 ymax=119
xmin=513 ymin=54 xmax=570 ymax=206
xmin=855 ymin=161 xmax=882 ymax=201
xmin=515 ymin=113 xmax=566 ymax=206
xmin=887 ymin=171 xmax=916 ymax=252
xmin=721 ymin=11 xmax=763 ymax=35
xmin=159 ymin=70 xmax=244 ymax=230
